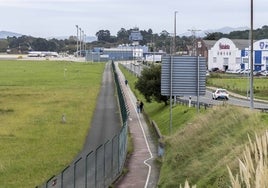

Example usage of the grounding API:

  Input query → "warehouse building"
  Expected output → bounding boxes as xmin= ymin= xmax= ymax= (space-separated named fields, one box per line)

xmin=207 ymin=38 xmax=249 ymax=71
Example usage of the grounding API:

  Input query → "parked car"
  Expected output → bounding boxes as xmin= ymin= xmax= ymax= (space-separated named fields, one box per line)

xmin=260 ymin=70 xmax=268 ymax=76
xmin=240 ymin=69 xmax=251 ymax=74
xmin=253 ymin=70 xmax=262 ymax=76
xmin=212 ymin=88 xmax=229 ymax=100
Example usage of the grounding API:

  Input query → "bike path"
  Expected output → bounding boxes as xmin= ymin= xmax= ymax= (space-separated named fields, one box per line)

xmin=81 ymin=61 xmax=121 ymax=154
xmin=114 ymin=62 xmax=159 ymax=188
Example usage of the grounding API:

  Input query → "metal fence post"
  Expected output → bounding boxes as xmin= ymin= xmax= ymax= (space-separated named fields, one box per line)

xmin=74 ymin=157 xmax=82 ymax=188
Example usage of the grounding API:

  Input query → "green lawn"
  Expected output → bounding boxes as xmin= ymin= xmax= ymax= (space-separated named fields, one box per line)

xmin=0 ymin=60 xmax=105 ymax=188
xmin=207 ymin=73 xmax=268 ymax=100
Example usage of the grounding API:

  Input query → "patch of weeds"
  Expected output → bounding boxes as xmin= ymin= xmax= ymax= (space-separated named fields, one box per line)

xmin=0 ymin=108 xmax=14 ymax=114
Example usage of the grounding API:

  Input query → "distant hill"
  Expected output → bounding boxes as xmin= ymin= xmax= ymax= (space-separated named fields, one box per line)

xmin=0 ymin=30 xmax=97 ymax=42
xmin=180 ymin=26 xmax=250 ymax=37
xmin=0 ymin=31 xmax=23 ymax=39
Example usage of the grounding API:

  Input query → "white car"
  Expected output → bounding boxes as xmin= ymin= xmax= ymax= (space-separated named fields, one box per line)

xmin=212 ymin=88 xmax=229 ymax=100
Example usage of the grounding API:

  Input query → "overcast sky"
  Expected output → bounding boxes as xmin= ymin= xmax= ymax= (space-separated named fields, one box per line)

xmin=0 ymin=0 xmax=267 ymax=38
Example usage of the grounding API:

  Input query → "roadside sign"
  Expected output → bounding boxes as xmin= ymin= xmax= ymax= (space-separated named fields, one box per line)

xmin=161 ymin=55 xmax=206 ymax=96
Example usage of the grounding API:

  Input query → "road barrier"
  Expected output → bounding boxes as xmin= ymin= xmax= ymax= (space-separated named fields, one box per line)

xmin=37 ymin=61 xmax=129 ymax=188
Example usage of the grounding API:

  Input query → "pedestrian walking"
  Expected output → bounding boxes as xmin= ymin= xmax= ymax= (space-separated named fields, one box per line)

xmin=136 ymin=99 xmax=140 ymax=113
xmin=140 ymin=100 xmax=144 ymax=112
xmin=125 ymin=79 xmax=128 ymax=86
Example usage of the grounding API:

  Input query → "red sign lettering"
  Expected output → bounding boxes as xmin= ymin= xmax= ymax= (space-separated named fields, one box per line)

xmin=219 ymin=43 xmax=230 ymax=50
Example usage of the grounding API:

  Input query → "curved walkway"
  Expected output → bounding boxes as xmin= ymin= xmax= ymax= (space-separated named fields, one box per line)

xmin=114 ymin=62 xmax=159 ymax=188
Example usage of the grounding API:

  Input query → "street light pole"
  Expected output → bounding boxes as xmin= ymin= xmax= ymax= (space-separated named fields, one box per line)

xmin=79 ymin=27 xmax=82 ymax=57
xmin=169 ymin=11 xmax=177 ymax=135
xmin=250 ymin=0 xmax=254 ymax=109
xmin=174 ymin=11 xmax=178 ymax=54
xmin=82 ymin=30 xmax=84 ymax=52
xmin=76 ymin=25 xmax=79 ymax=57
xmin=84 ymin=34 xmax=87 ymax=51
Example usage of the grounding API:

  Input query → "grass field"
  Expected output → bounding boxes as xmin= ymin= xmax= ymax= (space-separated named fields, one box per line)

xmin=119 ymin=64 xmax=268 ymax=187
xmin=207 ymin=73 xmax=268 ymax=100
xmin=0 ymin=60 xmax=105 ymax=188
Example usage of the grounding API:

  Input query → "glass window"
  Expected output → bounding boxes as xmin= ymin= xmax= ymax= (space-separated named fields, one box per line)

xmin=223 ymin=58 xmax=228 ymax=65
xmin=213 ymin=57 xmax=217 ymax=63
xmin=236 ymin=57 xmax=241 ymax=64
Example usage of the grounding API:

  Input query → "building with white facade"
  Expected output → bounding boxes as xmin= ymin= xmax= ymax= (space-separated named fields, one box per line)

xmin=207 ymin=38 xmax=248 ymax=71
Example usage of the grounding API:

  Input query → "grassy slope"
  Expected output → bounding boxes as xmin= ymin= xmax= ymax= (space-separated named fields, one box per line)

xmin=0 ymin=60 xmax=105 ymax=188
xmin=159 ymin=105 xmax=268 ymax=187
xmin=119 ymin=65 xmax=268 ymax=187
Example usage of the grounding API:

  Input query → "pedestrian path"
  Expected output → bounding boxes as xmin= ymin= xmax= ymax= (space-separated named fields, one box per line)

xmin=114 ymin=62 xmax=159 ymax=188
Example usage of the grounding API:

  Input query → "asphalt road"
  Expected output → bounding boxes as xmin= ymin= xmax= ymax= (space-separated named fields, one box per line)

xmin=81 ymin=61 xmax=121 ymax=153
xmin=178 ymin=89 xmax=268 ymax=109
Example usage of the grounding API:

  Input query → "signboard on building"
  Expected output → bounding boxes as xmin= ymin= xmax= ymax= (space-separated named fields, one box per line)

xmin=161 ymin=56 xmax=206 ymax=96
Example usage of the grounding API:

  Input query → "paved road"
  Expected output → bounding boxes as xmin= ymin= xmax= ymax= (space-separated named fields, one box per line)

xmin=81 ymin=61 xmax=121 ymax=153
xmin=179 ymin=88 xmax=268 ymax=109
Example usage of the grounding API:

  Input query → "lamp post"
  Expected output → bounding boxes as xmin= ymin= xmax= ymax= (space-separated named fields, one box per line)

xmin=173 ymin=11 xmax=178 ymax=55
xmin=84 ymin=34 xmax=87 ymax=51
xmin=249 ymin=0 xmax=254 ymax=109
xmin=79 ymin=27 xmax=82 ymax=57
xmin=81 ymin=30 xmax=84 ymax=53
xmin=169 ymin=11 xmax=178 ymax=135
xmin=76 ymin=25 xmax=79 ymax=57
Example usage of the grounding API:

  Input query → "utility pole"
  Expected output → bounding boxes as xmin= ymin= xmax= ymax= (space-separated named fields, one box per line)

xmin=188 ymin=28 xmax=201 ymax=56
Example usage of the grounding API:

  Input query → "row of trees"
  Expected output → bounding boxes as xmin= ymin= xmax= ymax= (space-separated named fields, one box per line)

xmin=1 ymin=25 xmax=268 ymax=54
xmin=0 ymin=35 xmax=78 ymax=54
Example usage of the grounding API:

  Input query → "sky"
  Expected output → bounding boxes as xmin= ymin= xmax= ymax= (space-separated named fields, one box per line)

xmin=0 ymin=0 xmax=267 ymax=38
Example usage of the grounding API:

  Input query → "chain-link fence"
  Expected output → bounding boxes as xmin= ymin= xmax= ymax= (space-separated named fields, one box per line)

xmin=37 ymin=61 xmax=128 ymax=188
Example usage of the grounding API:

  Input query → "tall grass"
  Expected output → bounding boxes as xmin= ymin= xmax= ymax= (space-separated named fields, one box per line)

xmin=158 ymin=105 xmax=268 ymax=187
xmin=180 ymin=180 xmax=196 ymax=188
xmin=0 ymin=60 xmax=105 ymax=187
xmin=228 ymin=131 xmax=268 ymax=188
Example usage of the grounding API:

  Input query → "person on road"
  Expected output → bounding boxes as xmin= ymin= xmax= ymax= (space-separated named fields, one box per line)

xmin=125 ymin=79 xmax=128 ymax=86
xmin=136 ymin=99 xmax=140 ymax=113
xmin=140 ymin=100 xmax=144 ymax=113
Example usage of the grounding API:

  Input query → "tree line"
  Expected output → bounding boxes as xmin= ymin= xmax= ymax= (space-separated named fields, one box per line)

xmin=1 ymin=25 xmax=268 ymax=54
